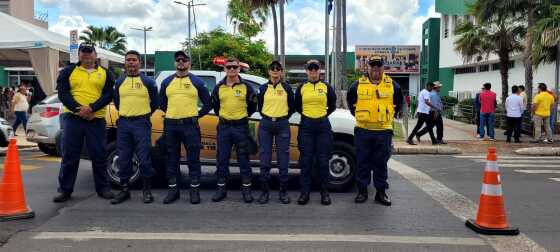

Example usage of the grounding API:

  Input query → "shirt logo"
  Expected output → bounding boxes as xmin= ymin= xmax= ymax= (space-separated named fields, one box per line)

xmin=234 ymin=89 xmax=242 ymax=97
xmin=132 ymin=82 xmax=142 ymax=89
xmin=317 ymin=88 xmax=325 ymax=96
xmin=97 ymin=73 xmax=102 ymax=79
xmin=276 ymin=90 xmax=284 ymax=96
xmin=183 ymin=82 xmax=191 ymax=89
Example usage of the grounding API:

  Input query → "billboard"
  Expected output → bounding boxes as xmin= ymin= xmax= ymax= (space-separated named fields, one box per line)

xmin=355 ymin=45 xmax=420 ymax=74
xmin=69 ymin=30 xmax=79 ymax=64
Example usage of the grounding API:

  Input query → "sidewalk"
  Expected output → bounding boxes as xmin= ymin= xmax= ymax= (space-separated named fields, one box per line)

xmin=0 ymin=128 xmax=37 ymax=154
xmin=397 ymin=117 xmax=560 ymax=156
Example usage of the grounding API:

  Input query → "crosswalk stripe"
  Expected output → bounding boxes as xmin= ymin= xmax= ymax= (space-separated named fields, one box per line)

xmin=514 ymin=170 xmax=560 ymax=174
xmin=33 ymin=231 xmax=487 ymax=246
xmin=549 ymin=178 xmax=560 ymax=182
xmin=454 ymin=155 xmax=560 ymax=160
xmin=501 ymin=164 xmax=559 ymax=168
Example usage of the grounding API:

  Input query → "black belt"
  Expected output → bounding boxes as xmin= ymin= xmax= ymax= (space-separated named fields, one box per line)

xmin=301 ymin=115 xmax=327 ymax=122
xmin=164 ymin=117 xmax=198 ymax=125
xmin=119 ymin=114 xmax=150 ymax=120
xmin=219 ymin=117 xmax=248 ymax=125
xmin=65 ymin=113 xmax=104 ymax=121
xmin=261 ymin=115 xmax=288 ymax=122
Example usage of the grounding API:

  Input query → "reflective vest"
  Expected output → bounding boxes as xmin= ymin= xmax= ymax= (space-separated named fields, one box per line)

xmin=354 ymin=75 xmax=395 ymax=130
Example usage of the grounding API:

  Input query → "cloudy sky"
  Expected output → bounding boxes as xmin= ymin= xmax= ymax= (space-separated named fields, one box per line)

xmin=36 ymin=0 xmax=439 ymax=55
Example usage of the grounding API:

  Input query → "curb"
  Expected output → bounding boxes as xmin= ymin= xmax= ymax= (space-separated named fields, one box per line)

xmin=515 ymin=147 xmax=560 ymax=156
xmin=393 ymin=145 xmax=462 ymax=155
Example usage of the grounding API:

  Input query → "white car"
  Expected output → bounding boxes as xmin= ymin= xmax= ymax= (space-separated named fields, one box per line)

xmin=26 ymin=94 xmax=63 ymax=156
xmin=0 ymin=117 xmax=13 ymax=147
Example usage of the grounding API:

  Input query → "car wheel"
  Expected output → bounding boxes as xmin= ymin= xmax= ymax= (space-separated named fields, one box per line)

xmin=38 ymin=143 xmax=58 ymax=156
xmin=325 ymin=141 xmax=356 ymax=192
xmin=106 ymin=142 xmax=141 ymax=186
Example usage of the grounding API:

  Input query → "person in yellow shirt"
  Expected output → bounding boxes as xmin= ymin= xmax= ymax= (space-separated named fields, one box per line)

xmin=294 ymin=59 xmax=336 ymax=205
xmin=346 ymin=56 xmax=403 ymax=206
xmin=531 ymin=83 xmax=555 ymax=144
xmin=256 ymin=60 xmax=294 ymax=204
xmin=110 ymin=50 xmax=159 ymax=205
xmin=211 ymin=57 xmax=257 ymax=203
xmin=159 ymin=51 xmax=211 ymax=204
xmin=53 ymin=43 xmax=115 ymax=203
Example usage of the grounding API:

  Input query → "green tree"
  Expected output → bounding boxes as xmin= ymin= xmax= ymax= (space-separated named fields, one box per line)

xmin=227 ymin=0 xmax=268 ymax=38
xmin=79 ymin=25 xmax=127 ymax=55
xmin=186 ymin=28 xmax=273 ymax=77
xmin=454 ymin=4 xmax=524 ymax=104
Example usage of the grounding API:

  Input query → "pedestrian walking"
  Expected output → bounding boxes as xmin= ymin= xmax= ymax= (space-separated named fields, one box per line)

xmin=406 ymin=82 xmax=437 ymax=145
xmin=11 ymin=84 xmax=30 ymax=135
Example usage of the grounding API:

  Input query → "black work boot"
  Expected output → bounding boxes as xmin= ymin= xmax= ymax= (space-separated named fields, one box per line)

xmin=257 ymin=182 xmax=269 ymax=204
xmin=163 ymin=178 xmax=180 ymax=204
xmin=190 ymin=179 xmax=201 ymax=204
xmin=212 ymin=178 xmax=227 ymax=202
xmin=320 ymin=188 xmax=331 ymax=205
xmin=375 ymin=189 xmax=392 ymax=206
xmin=242 ymin=183 xmax=254 ymax=203
xmin=53 ymin=192 xmax=71 ymax=203
xmin=297 ymin=191 xmax=310 ymax=205
xmin=278 ymin=186 xmax=290 ymax=204
xmin=354 ymin=187 xmax=368 ymax=203
xmin=142 ymin=178 xmax=154 ymax=204
xmin=111 ymin=181 xmax=131 ymax=205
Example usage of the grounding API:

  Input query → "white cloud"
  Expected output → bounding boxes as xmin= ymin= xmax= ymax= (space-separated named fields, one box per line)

xmin=45 ymin=0 xmax=437 ymax=54
xmin=49 ymin=15 xmax=90 ymax=37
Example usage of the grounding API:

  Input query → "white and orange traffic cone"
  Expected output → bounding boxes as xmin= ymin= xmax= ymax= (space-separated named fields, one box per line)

xmin=466 ymin=147 xmax=518 ymax=235
xmin=0 ymin=139 xmax=35 ymax=221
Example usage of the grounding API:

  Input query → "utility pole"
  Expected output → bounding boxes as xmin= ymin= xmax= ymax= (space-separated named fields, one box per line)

xmin=325 ymin=0 xmax=330 ymax=83
xmin=130 ymin=26 xmax=153 ymax=74
xmin=174 ymin=1 xmax=206 ymax=58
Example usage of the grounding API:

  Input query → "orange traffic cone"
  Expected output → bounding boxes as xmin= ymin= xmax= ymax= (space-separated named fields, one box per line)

xmin=466 ymin=147 xmax=518 ymax=235
xmin=0 ymin=139 xmax=35 ymax=221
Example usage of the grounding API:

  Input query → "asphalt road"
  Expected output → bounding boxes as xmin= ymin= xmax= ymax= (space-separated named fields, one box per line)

xmin=0 ymin=150 xmax=558 ymax=251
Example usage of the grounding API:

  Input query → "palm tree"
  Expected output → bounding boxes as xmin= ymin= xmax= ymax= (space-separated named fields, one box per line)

xmin=454 ymin=7 xmax=524 ymax=104
xmin=227 ymin=0 xmax=268 ymax=38
xmin=79 ymin=25 xmax=127 ymax=55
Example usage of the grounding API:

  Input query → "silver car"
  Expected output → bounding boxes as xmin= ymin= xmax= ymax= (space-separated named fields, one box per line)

xmin=26 ymin=94 xmax=62 ymax=156
xmin=0 ymin=117 xmax=13 ymax=147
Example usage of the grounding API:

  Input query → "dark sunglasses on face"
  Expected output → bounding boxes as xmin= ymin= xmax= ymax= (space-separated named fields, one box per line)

xmin=368 ymin=61 xmax=383 ymax=68
xmin=269 ymin=66 xmax=282 ymax=71
xmin=306 ymin=64 xmax=320 ymax=71
xmin=225 ymin=65 xmax=239 ymax=70
xmin=175 ymin=58 xmax=188 ymax=63
xmin=79 ymin=47 xmax=94 ymax=53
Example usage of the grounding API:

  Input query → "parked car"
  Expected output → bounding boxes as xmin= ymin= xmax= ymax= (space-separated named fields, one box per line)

xmin=0 ymin=117 xmax=13 ymax=147
xmin=31 ymin=70 xmax=359 ymax=191
xmin=26 ymin=94 xmax=63 ymax=156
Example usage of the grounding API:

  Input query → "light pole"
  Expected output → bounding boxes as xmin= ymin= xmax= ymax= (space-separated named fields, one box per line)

xmin=130 ymin=26 xmax=153 ymax=74
xmin=174 ymin=1 xmax=206 ymax=58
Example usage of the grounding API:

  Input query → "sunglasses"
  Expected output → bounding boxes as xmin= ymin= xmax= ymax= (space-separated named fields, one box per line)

xmin=269 ymin=66 xmax=282 ymax=71
xmin=175 ymin=58 xmax=189 ymax=63
xmin=225 ymin=65 xmax=239 ymax=70
xmin=79 ymin=47 xmax=94 ymax=53
xmin=306 ymin=64 xmax=320 ymax=71
xmin=368 ymin=61 xmax=383 ymax=68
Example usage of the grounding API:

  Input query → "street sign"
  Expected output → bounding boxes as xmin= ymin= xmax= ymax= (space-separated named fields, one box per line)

xmin=69 ymin=30 xmax=79 ymax=63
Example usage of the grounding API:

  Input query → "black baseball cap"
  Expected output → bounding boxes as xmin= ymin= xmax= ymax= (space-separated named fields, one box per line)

xmin=78 ymin=43 xmax=96 ymax=53
xmin=174 ymin=50 xmax=190 ymax=60
xmin=368 ymin=56 xmax=383 ymax=67
xmin=269 ymin=60 xmax=283 ymax=70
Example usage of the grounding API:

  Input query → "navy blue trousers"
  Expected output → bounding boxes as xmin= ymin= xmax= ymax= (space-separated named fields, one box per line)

xmin=117 ymin=117 xmax=154 ymax=183
xmin=297 ymin=117 xmax=332 ymax=193
xmin=258 ymin=118 xmax=290 ymax=188
xmin=58 ymin=114 xmax=109 ymax=194
xmin=216 ymin=122 xmax=252 ymax=184
xmin=164 ymin=120 xmax=202 ymax=184
xmin=354 ymin=128 xmax=392 ymax=190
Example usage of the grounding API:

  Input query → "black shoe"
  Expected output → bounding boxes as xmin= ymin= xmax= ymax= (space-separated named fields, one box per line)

xmin=374 ymin=190 xmax=392 ymax=206
xmin=53 ymin=192 xmax=71 ymax=203
xmin=438 ymin=140 xmax=447 ymax=144
xmin=515 ymin=139 xmax=522 ymax=143
xmin=415 ymin=134 xmax=421 ymax=143
xmin=97 ymin=190 xmax=114 ymax=200
xmin=279 ymin=189 xmax=291 ymax=204
xmin=111 ymin=189 xmax=130 ymax=205
xmin=190 ymin=186 xmax=200 ymax=204
xmin=506 ymin=139 xmax=511 ymax=143
xmin=142 ymin=178 xmax=154 ymax=204
xmin=242 ymin=185 xmax=254 ymax=203
xmin=257 ymin=190 xmax=269 ymax=204
xmin=297 ymin=192 xmax=310 ymax=205
xmin=212 ymin=185 xmax=227 ymax=202
xmin=163 ymin=185 xmax=180 ymax=204
xmin=354 ymin=188 xmax=368 ymax=203
xmin=320 ymin=189 xmax=331 ymax=205
xmin=406 ymin=139 xmax=417 ymax=145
